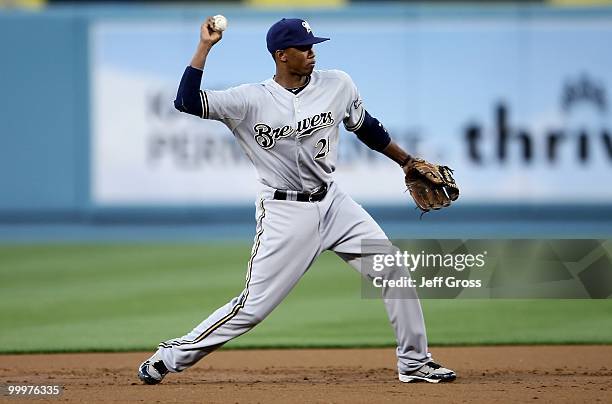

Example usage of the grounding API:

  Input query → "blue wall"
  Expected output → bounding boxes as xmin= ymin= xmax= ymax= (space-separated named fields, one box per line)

xmin=1 ymin=4 xmax=612 ymax=226
xmin=0 ymin=13 xmax=87 ymax=218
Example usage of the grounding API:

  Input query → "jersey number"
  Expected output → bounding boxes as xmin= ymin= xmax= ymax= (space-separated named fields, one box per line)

xmin=314 ymin=138 xmax=330 ymax=160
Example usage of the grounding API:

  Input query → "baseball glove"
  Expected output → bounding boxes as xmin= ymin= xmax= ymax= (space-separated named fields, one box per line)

xmin=403 ymin=157 xmax=459 ymax=213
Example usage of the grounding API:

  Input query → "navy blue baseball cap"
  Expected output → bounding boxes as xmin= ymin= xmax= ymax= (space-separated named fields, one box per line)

xmin=266 ymin=18 xmax=330 ymax=54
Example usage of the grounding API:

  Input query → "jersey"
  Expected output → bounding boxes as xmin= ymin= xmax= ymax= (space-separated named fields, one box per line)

xmin=200 ymin=70 xmax=365 ymax=192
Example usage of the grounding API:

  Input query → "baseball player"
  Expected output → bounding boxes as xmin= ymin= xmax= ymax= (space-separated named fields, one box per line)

xmin=138 ymin=17 xmax=458 ymax=385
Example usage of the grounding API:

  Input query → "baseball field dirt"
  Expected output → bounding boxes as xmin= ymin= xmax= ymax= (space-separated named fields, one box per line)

xmin=1 ymin=346 xmax=611 ymax=403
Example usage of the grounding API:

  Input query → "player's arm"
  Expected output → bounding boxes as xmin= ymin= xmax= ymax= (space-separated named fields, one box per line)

xmin=174 ymin=17 xmax=222 ymax=118
xmin=354 ymin=114 xmax=459 ymax=211
xmin=381 ymin=141 xmax=414 ymax=168
xmin=352 ymin=111 xmax=415 ymax=167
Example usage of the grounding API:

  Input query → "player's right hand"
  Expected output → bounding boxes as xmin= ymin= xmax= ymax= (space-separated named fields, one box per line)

xmin=200 ymin=17 xmax=223 ymax=46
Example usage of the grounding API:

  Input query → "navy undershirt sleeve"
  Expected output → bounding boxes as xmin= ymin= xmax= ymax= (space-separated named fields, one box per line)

xmin=353 ymin=110 xmax=392 ymax=152
xmin=174 ymin=66 xmax=204 ymax=118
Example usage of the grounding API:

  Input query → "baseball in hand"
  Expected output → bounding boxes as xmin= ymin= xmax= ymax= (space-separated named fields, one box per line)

xmin=212 ymin=15 xmax=228 ymax=32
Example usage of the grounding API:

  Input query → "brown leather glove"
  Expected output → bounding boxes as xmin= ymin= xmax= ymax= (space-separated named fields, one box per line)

xmin=403 ymin=157 xmax=459 ymax=213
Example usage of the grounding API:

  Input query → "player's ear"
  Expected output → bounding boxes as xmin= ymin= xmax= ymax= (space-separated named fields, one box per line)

xmin=275 ymin=50 xmax=288 ymax=63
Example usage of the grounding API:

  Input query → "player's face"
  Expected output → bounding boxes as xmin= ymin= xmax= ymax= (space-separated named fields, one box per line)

xmin=283 ymin=45 xmax=316 ymax=76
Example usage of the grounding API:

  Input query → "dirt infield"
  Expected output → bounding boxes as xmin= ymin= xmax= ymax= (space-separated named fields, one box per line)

xmin=1 ymin=346 xmax=611 ymax=403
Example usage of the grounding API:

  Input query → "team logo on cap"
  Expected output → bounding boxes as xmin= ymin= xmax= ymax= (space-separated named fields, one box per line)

xmin=302 ymin=21 xmax=312 ymax=34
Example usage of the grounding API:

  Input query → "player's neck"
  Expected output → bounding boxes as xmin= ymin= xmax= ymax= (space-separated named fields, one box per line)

xmin=273 ymin=71 xmax=309 ymax=90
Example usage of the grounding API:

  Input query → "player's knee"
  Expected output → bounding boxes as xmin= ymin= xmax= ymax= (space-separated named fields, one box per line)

xmin=241 ymin=298 xmax=279 ymax=325
xmin=236 ymin=308 xmax=267 ymax=327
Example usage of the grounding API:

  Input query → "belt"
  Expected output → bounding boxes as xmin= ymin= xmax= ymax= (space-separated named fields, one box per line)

xmin=273 ymin=184 xmax=328 ymax=202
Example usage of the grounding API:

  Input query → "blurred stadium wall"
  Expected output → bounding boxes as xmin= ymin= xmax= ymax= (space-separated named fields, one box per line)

xmin=1 ymin=2 xmax=611 ymax=239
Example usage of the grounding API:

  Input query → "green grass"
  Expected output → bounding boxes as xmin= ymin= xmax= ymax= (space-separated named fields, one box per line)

xmin=1 ymin=243 xmax=611 ymax=353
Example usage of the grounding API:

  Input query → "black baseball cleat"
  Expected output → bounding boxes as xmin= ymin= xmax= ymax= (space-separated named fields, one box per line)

xmin=138 ymin=354 xmax=169 ymax=385
xmin=398 ymin=361 xmax=456 ymax=383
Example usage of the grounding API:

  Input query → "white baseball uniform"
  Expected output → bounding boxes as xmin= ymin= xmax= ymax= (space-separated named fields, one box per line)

xmin=157 ymin=69 xmax=431 ymax=374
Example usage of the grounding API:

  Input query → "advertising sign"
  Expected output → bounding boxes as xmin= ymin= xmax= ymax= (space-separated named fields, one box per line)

xmin=90 ymin=17 xmax=612 ymax=205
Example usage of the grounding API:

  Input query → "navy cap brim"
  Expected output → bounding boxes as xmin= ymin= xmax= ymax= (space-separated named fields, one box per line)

xmin=287 ymin=36 xmax=330 ymax=48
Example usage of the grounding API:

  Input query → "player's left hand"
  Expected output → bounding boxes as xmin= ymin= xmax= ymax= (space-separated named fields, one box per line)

xmin=402 ymin=157 xmax=459 ymax=213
